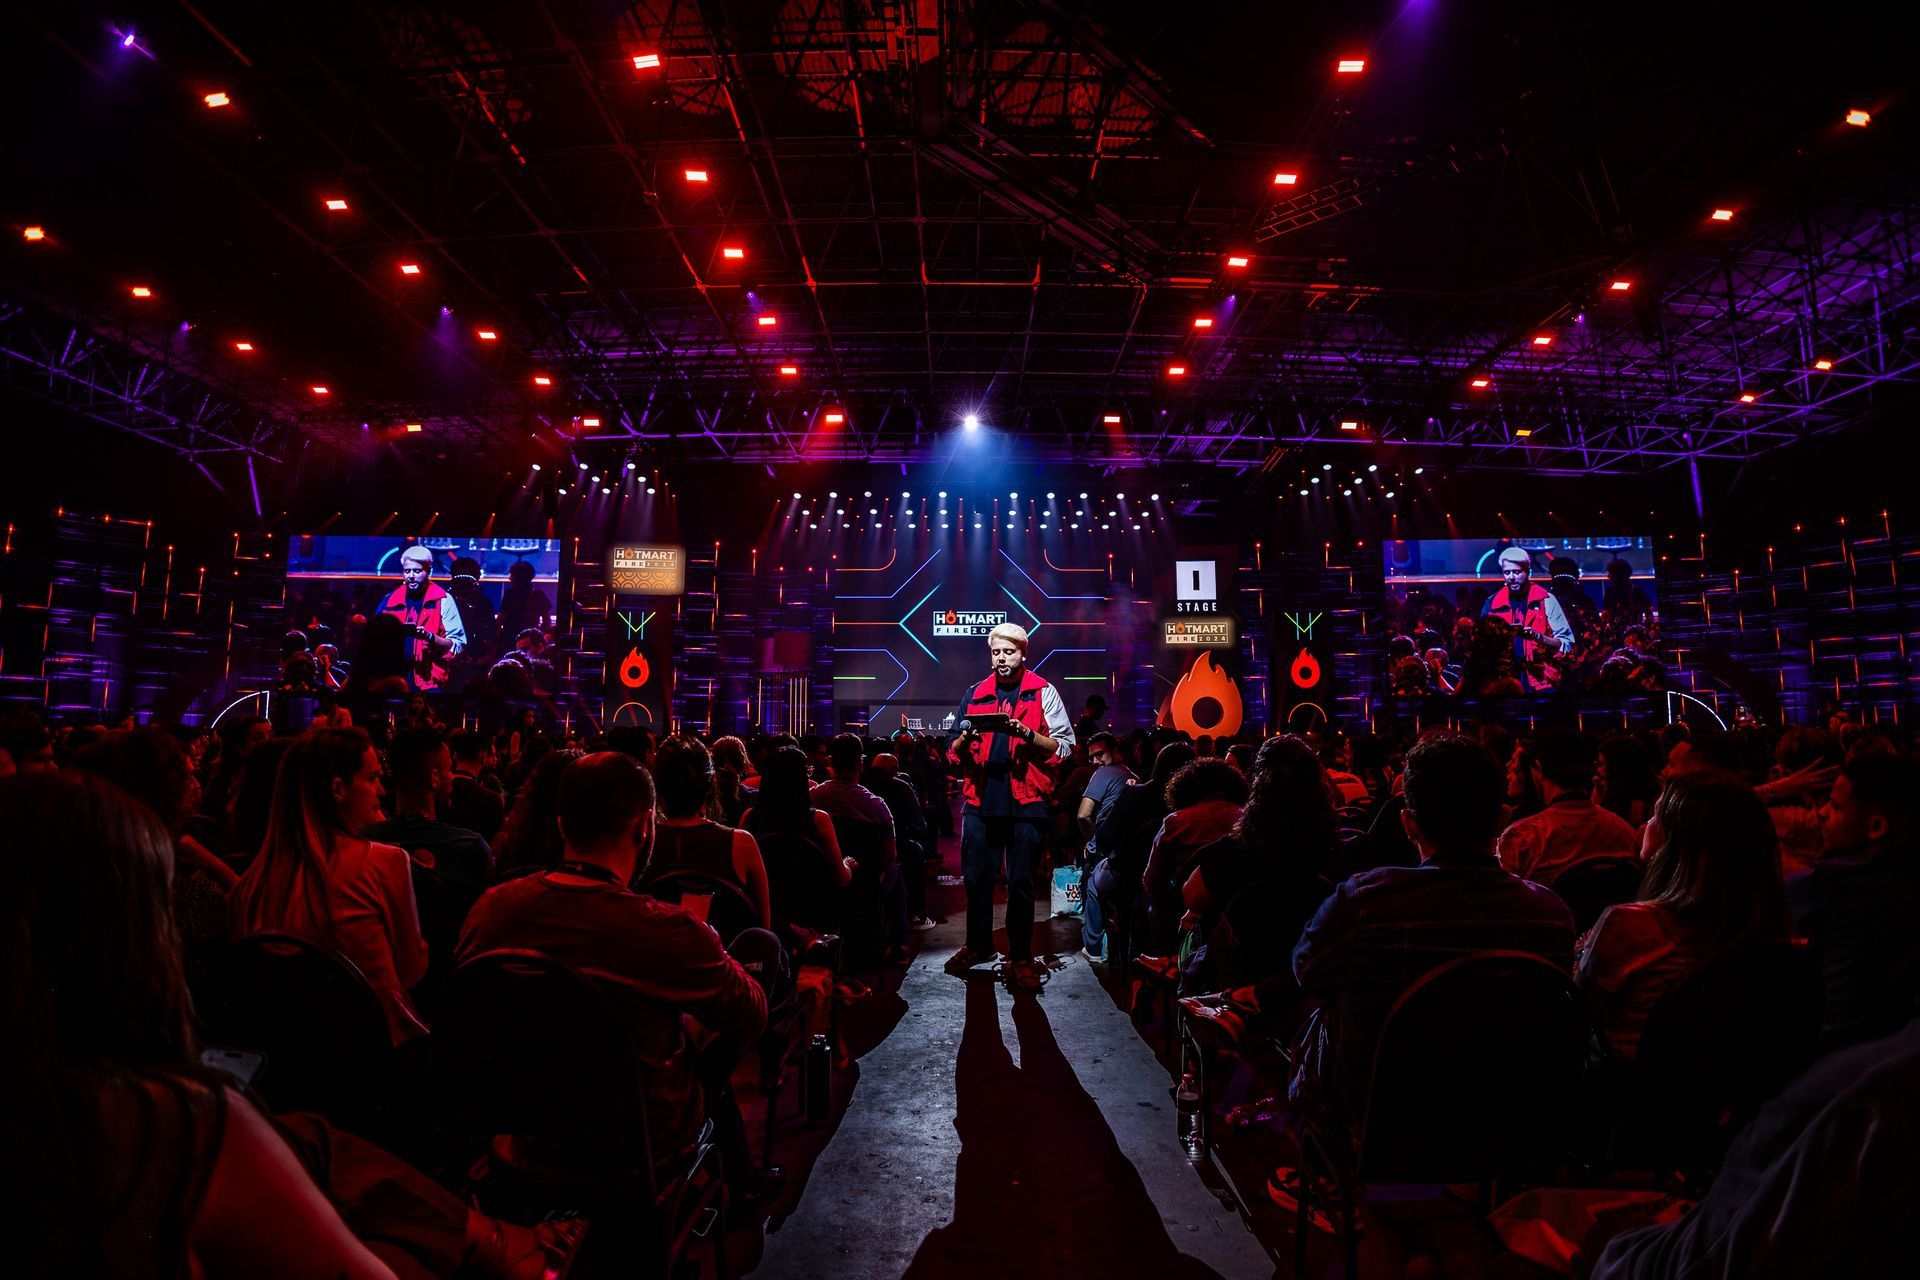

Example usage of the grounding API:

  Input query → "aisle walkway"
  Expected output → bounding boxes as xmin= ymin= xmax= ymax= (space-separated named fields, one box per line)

xmin=754 ymin=901 xmax=1276 ymax=1279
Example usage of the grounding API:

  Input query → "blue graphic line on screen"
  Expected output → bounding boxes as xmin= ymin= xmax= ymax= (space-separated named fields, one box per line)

xmin=893 ymin=585 xmax=942 ymax=662
xmin=997 ymin=548 xmax=1103 ymax=600
xmin=1030 ymin=649 xmax=1104 ymax=673
xmin=838 ymin=648 xmax=911 ymax=719
xmin=999 ymin=584 xmax=1043 ymax=636
xmin=837 ymin=549 xmax=942 ymax=600
xmin=617 ymin=610 xmax=655 ymax=639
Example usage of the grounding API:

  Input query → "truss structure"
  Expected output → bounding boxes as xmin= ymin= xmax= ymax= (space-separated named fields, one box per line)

xmin=5 ymin=0 xmax=1917 ymax=477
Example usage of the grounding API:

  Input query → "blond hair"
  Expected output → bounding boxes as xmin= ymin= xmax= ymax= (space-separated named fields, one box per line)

xmin=987 ymin=622 xmax=1029 ymax=652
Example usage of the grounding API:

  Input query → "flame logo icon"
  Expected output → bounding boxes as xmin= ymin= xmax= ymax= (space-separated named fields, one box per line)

xmin=1169 ymin=651 xmax=1243 ymax=738
xmin=945 ymin=609 xmax=958 ymax=625
xmin=1290 ymin=646 xmax=1322 ymax=688
xmin=618 ymin=647 xmax=650 ymax=689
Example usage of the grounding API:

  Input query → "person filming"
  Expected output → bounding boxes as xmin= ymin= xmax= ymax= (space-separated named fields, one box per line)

xmin=943 ymin=623 xmax=1074 ymax=991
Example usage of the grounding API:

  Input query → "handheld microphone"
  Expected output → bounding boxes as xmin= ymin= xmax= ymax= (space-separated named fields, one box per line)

xmin=957 ymin=718 xmax=972 ymax=733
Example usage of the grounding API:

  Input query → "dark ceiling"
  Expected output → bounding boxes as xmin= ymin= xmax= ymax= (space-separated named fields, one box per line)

xmin=4 ymin=0 xmax=1917 ymax=491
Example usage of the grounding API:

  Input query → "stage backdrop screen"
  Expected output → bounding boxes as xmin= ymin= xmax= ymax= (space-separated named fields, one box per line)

xmin=1381 ymin=537 xmax=1658 ymax=696
xmin=830 ymin=538 xmax=1194 ymax=733
xmin=285 ymin=536 xmax=564 ymax=689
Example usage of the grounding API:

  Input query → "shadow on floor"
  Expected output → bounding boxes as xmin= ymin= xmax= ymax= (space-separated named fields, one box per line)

xmin=901 ymin=978 xmax=1227 ymax=1280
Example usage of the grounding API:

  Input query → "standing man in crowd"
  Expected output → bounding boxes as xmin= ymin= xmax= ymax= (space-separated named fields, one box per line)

xmin=945 ymin=622 xmax=1075 ymax=991
xmin=376 ymin=545 xmax=466 ymax=693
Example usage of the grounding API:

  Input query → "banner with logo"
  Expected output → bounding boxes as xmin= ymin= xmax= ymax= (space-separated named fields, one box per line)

xmin=1272 ymin=603 xmax=1337 ymax=731
xmin=605 ymin=547 xmax=684 ymax=730
xmin=1156 ymin=548 xmax=1247 ymax=738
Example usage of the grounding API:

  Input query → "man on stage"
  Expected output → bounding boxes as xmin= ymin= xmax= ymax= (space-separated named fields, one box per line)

xmin=376 ymin=545 xmax=468 ymax=693
xmin=1479 ymin=546 xmax=1574 ymax=691
xmin=944 ymin=622 xmax=1075 ymax=991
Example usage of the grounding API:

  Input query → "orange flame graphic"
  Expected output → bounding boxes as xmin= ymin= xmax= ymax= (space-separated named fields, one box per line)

xmin=618 ymin=647 xmax=650 ymax=689
xmin=1290 ymin=646 xmax=1322 ymax=688
xmin=1169 ymin=651 xmax=1243 ymax=738
xmin=945 ymin=609 xmax=958 ymax=625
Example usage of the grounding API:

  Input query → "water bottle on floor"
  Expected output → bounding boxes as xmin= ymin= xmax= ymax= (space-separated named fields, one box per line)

xmin=1176 ymin=1072 xmax=1203 ymax=1158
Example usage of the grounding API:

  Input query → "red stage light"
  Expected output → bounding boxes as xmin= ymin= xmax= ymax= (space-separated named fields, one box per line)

xmin=130 ymin=286 xmax=153 ymax=298
xmin=311 ymin=385 xmax=330 ymax=396
xmin=632 ymin=53 xmax=661 ymax=69
xmin=324 ymin=198 xmax=348 ymax=211
xmin=1102 ymin=413 xmax=1122 ymax=424
xmin=1514 ymin=428 xmax=1533 ymax=438
xmin=684 ymin=168 xmax=708 ymax=183
xmin=582 ymin=417 xmax=601 ymax=427
xmin=404 ymin=423 xmax=422 ymax=433
xmin=757 ymin=314 xmax=777 ymax=327
xmin=399 ymin=263 xmax=421 ymax=275
xmin=1846 ymin=109 xmax=1871 ymax=127
xmin=1470 ymin=377 xmax=1490 ymax=388
xmin=1336 ymin=58 xmax=1366 ymax=74
xmin=203 ymin=91 xmax=231 ymax=108
xmin=1813 ymin=359 xmax=1833 ymax=371
xmin=1738 ymin=392 xmax=1757 ymax=403
xmin=1272 ymin=171 xmax=1298 ymax=186
xmin=1609 ymin=279 xmax=1632 ymax=292
xmin=234 ymin=341 xmax=254 ymax=352
xmin=824 ymin=411 xmax=845 ymax=424
xmin=476 ymin=329 xmax=498 ymax=341
xmin=1711 ymin=208 xmax=1735 ymax=222
xmin=1193 ymin=316 xmax=1213 ymax=328
xmin=533 ymin=375 xmax=552 ymax=386
xmin=23 ymin=226 xmax=46 ymax=241
xmin=721 ymin=246 xmax=745 ymax=260
xmin=779 ymin=364 xmax=799 ymax=376
xmin=1167 ymin=364 xmax=1187 ymax=377
xmin=1226 ymin=254 xmax=1249 ymax=268
xmin=1339 ymin=420 xmax=1359 ymax=431
xmin=1532 ymin=335 xmax=1553 ymax=347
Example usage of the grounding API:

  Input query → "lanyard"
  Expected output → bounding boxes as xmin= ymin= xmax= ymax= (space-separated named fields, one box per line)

xmin=552 ymin=860 xmax=623 ymax=886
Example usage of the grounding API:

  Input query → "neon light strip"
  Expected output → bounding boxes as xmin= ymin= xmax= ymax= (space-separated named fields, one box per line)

xmin=839 ymin=549 xmax=943 ymax=600
xmin=998 ymin=548 xmax=1104 ymax=600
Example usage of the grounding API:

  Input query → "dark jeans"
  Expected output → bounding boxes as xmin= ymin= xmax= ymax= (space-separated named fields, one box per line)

xmin=961 ymin=809 xmax=1044 ymax=961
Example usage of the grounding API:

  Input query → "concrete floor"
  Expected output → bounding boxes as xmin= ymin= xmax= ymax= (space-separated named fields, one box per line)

xmin=750 ymin=866 xmax=1277 ymax=1279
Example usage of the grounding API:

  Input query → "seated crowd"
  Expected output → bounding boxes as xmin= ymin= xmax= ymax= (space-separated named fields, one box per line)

xmin=0 ymin=705 xmax=952 ymax=1277
xmin=5 ymin=694 xmax=1917 ymax=1275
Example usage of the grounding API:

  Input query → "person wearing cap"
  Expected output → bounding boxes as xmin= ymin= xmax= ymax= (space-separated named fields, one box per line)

xmin=944 ymin=622 xmax=1075 ymax=991
xmin=1479 ymin=546 xmax=1574 ymax=690
xmin=375 ymin=545 xmax=467 ymax=692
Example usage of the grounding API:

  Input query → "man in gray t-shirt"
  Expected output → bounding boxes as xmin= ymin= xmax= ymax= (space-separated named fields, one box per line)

xmin=1076 ymin=733 xmax=1135 ymax=957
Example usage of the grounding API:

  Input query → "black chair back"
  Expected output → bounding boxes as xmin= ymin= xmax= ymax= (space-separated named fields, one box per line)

xmin=756 ymin=830 xmax=843 ymax=934
xmin=433 ymin=949 xmax=654 ymax=1172
xmin=1550 ymin=857 xmax=1646 ymax=933
xmin=1359 ymin=950 xmax=1587 ymax=1184
xmin=207 ymin=932 xmax=393 ymax=1119
xmin=1618 ymin=940 xmax=1823 ymax=1167
xmin=639 ymin=869 xmax=764 ymax=946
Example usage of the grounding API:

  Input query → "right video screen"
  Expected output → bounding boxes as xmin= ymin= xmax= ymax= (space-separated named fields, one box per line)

xmin=1381 ymin=537 xmax=1660 ymax=697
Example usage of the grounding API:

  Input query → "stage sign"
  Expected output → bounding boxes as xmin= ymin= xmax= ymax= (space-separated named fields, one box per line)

xmin=1162 ymin=616 xmax=1236 ymax=648
xmin=608 ymin=543 xmax=686 ymax=596
xmin=605 ymin=601 xmax=675 ymax=729
xmin=932 ymin=608 xmax=1007 ymax=638
xmin=1273 ymin=606 xmax=1336 ymax=729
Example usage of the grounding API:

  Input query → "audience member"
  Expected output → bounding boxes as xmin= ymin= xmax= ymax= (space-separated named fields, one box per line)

xmin=1140 ymin=757 xmax=1248 ymax=953
xmin=1578 ymin=770 xmax=1791 ymax=1060
xmin=230 ymin=727 xmax=431 ymax=1043
xmin=811 ymin=732 xmax=906 ymax=961
xmin=709 ymin=734 xmax=756 ymax=827
xmin=1789 ymin=754 xmax=1920 ymax=1045
xmin=867 ymin=750 xmax=935 ymax=931
xmin=491 ymin=748 xmax=581 ymax=878
xmin=1089 ymin=741 xmax=1195 ymax=954
xmin=1075 ymin=733 xmax=1136 ymax=958
xmin=643 ymin=735 xmax=772 ymax=930
xmin=1765 ymin=727 xmax=1842 ymax=876
xmin=1594 ymin=733 xmax=1660 ymax=828
xmin=457 ymin=752 xmax=777 ymax=1196
xmin=741 ymin=745 xmax=856 ymax=929
xmin=1289 ymin=734 xmax=1575 ymax=1128
xmin=1497 ymin=729 xmax=1641 ymax=886
xmin=444 ymin=729 xmax=505 ymax=844
xmin=363 ymin=728 xmax=492 ymax=986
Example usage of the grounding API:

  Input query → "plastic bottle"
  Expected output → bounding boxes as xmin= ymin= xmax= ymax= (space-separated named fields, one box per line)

xmin=1176 ymin=1072 xmax=1203 ymax=1157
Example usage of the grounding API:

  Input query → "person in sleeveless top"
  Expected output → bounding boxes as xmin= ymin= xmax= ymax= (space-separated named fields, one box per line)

xmin=643 ymin=735 xmax=773 ymax=929
xmin=229 ymin=726 xmax=432 ymax=1043
xmin=3 ymin=770 xmax=578 ymax=1279
xmin=742 ymin=744 xmax=858 ymax=893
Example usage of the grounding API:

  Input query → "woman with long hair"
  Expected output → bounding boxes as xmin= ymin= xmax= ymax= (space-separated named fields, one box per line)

xmin=741 ymin=744 xmax=854 ymax=892
xmin=491 ymin=747 xmax=582 ymax=879
xmin=1577 ymin=769 xmax=1791 ymax=1060
xmin=229 ymin=727 xmax=430 ymax=1043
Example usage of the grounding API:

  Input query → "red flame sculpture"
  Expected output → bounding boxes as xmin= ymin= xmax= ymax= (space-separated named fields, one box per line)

xmin=1169 ymin=651 xmax=1243 ymax=738
xmin=619 ymin=647 xmax=650 ymax=689
xmin=1290 ymin=646 xmax=1322 ymax=688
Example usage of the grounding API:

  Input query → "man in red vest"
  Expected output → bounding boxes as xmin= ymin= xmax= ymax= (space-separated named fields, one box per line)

xmin=1479 ymin=546 xmax=1574 ymax=691
xmin=943 ymin=622 xmax=1075 ymax=991
xmin=376 ymin=545 xmax=468 ymax=692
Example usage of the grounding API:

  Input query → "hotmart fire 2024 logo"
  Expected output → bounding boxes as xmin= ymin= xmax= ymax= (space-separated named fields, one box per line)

xmin=931 ymin=609 xmax=1007 ymax=638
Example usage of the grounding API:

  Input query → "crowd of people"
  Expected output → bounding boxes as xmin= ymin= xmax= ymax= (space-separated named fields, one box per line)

xmin=4 ymin=687 xmax=1917 ymax=1274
